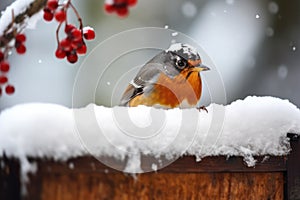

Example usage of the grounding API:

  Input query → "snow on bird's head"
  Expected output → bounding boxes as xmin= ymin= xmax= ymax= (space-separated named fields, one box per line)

xmin=167 ymin=43 xmax=201 ymax=61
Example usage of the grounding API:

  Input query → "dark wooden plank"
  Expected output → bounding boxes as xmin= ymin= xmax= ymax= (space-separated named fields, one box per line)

xmin=286 ymin=133 xmax=300 ymax=200
xmin=0 ymin=154 xmax=21 ymax=200
xmin=159 ymin=156 xmax=286 ymax=173
xmin=31 ymin=155 xmax=286 ymax=175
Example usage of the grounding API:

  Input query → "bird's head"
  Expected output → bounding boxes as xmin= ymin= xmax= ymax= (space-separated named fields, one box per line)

xmin=166 ymin=43 xmax=210 ymax=75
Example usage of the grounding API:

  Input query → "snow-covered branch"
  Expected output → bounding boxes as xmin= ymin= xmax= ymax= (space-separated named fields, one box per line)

xmin=0 ymin=0 xmax=47 ymax=47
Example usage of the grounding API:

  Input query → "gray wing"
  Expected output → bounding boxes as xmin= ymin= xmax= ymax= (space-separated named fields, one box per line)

xmin=119 ymin=51 xmax=180 ymax=106
xmin=119 ymin=62 xmax=163 ymax=106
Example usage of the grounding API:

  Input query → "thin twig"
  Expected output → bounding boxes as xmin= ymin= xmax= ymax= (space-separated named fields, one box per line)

xmin=69 ymin=2 xmax=83 ymax=30
xmin=56 ymin=22 xmax=63 ymax=45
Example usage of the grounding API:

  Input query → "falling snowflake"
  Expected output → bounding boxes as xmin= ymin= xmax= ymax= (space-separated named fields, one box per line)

xmin=268 ymin=2 xmax=279 ymax=14
xmin=171 ymin=32 xmax=178 ymax=37
xmin=265 ymin=27 xmax=274 ymax=37
xmin=181 ymin=1 xmax=197 ymax=18
xmin=277 ymin=65 xmax=288 ymax=80
xmin=68 ymin=162 xmax=75 ymax=170
xmin=225 ymin=0 xmax=235 ymax=5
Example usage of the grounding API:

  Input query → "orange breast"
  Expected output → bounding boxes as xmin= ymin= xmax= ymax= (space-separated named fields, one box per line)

xmin=129 ymin=70 xmax=202 ymax=108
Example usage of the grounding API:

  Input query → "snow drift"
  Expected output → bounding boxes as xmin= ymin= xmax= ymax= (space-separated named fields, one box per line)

xmin=0 ymin=96 xmax=300 ymax=176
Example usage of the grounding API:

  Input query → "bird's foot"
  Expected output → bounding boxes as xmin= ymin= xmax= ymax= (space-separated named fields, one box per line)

xmin=197 ymin=106 xmax=208 ymax=113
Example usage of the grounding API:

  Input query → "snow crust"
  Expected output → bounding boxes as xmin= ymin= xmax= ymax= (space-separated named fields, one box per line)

xmin=0 ymin=0 xmax=42 ymax=35
xmin=167 ymin=43 xmax=198 ymax=56
xmin=0 ymin=96 xmax=300 ymax=177
xmin=105 ymin=0 xmax=114 ymax=5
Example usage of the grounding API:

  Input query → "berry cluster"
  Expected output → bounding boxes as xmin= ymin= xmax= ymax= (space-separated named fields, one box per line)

xmin=43 ymin=0 xmax=64 ymax=22
xmin=0 ymin=57 xmax=14 ymax=96
xmin=0 ymin=33 xmax=27 ymax=96
xmin=55 ymin=25 xmax=95 ymax=63
xmin=15 ymin=34 xmax=27 ymax=54
xmin=43 ymin=0 xmax=95 ymax=64
xmin=104 ymin=0 xmax=137 ymax=17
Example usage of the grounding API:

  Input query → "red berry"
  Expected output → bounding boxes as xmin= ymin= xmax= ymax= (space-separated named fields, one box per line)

xmin=59 ymin=39 xmax=72 ymax=51
xmin=55 ymin=48 xmax=66 ymax=59
xmin=71 ymin=40 xmax=84 ymax=49
xmin=54 ymin=10 xmax=66 ymax=22
xmin=43 ymin=9 xmax=54 ymax=21
xmin=0 ymin=51 xmax=4 ymax=61
xmin=67 ymin=53 xmax=78 ymax=64
xmin=127 ymin=0 xmax=137 ymax=6
xmin=104 ymin=4 xmax=115 ymax=13
xmin=83 ymin=27 xmax=95 ymax=40
xmin=71 ymin=29 xmax=82 ymax=41
xmin=16 ymin=34 xmax=26 ymax=43
xmin=0 ymin=76 xmax=8 ymax=84
xmin=16 ymin=43 xmax=26 ymax=54
xmin=0 ymin=61 xmax=10 ymax=72
xmin=65 ymin=24 xmax=76 ymax=34
xmin=5 ymin=85 xmax=15 ymax=95
xmin=77 ymin=45 xmax=87 ymax=55
xmin=116 ymin=7 xmax=129 ymax=17
xmin=47 ymin=0 xmax=59 ymax=10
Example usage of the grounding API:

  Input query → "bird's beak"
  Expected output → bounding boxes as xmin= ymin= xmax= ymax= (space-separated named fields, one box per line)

xmin=193 ymin=64 xmax=210 ymax=72
xmin=188 ymin=59 xmax=210 ymax=72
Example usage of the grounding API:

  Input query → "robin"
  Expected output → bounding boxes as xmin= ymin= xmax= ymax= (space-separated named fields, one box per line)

xmin=120 ymin=43 xmax=210 ymax=109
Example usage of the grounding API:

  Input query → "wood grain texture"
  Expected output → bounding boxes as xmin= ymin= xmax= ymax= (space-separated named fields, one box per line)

xmin=22 ymin=156 xmax=286 ymax=200
xmin=27 ymin=171 xmax=283 ymax=200
xmin=2 ymin=134 xmax=299 ymax=200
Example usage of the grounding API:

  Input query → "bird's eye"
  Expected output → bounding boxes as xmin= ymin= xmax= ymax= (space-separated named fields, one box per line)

xmin=176 ymin=59 xmax=186 ymax=69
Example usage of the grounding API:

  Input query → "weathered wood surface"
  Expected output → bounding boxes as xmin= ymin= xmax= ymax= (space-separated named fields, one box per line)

xmin=26 ymin=171 xmax=283 ymax=200
xmin=23 ymin=156 xmax=286 ymax=200
xmin=1 ymin=133 xmax=299 ymax=200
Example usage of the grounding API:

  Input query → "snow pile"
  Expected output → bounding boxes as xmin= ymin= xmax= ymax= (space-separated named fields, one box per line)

xmin=187 ymin=96 xmax=300 ymax=165
xmin=167 ymin=43 xmax=198 ymax=57
xmin=0 ymin=96 xmax=300 ymax=176
xmin=0 ymin=103 xmax=84 ymax=160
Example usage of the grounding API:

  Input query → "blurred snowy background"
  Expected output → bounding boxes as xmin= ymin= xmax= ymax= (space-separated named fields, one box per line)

xmin=0 ymin=0 xmax=299 ymax=109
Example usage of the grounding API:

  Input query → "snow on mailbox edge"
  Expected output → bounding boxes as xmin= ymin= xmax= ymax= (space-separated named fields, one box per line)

xmin=0 ymin=96 xmax=300 ymax=187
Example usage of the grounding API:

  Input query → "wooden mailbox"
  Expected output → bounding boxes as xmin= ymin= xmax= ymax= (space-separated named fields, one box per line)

xmin=1 ymin=134 xmax=299 ymax=200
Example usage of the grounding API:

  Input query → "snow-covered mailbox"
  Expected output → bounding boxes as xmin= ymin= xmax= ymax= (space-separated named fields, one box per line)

xmin=1 ymin=96 xmax=300 ymax=199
